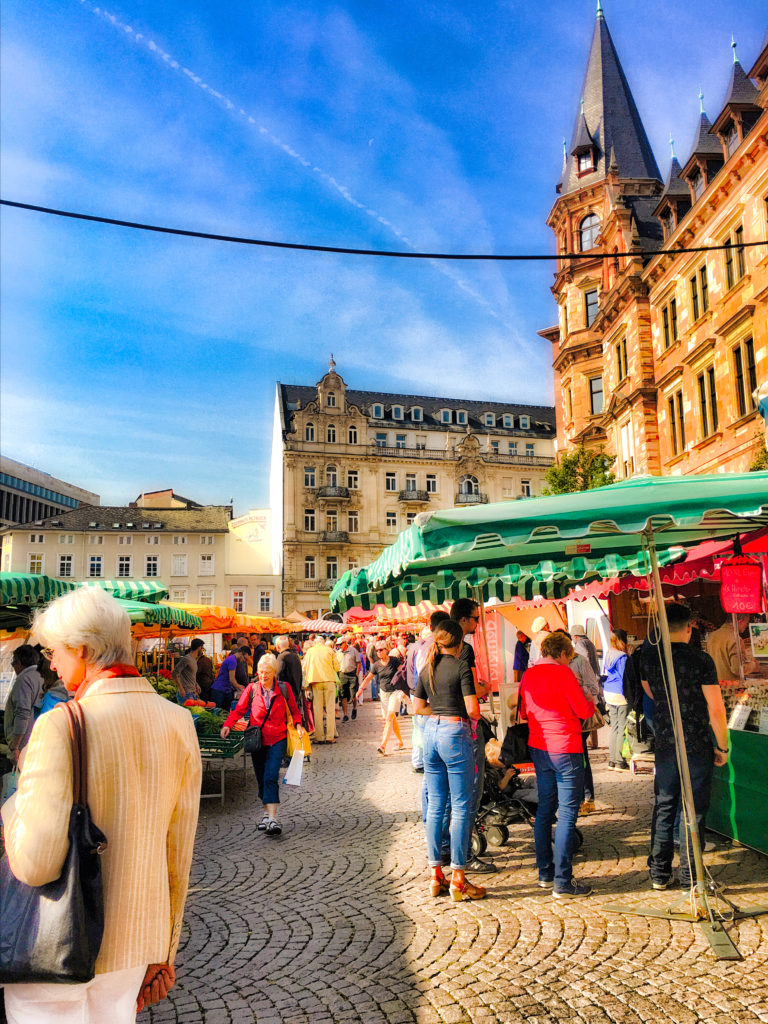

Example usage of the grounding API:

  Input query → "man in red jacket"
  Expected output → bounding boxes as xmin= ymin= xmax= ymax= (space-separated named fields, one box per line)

xmin=520 ymin=630 xmax=596 ymax=898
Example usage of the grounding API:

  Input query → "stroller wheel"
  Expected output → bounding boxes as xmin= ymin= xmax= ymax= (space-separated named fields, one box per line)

xmin=486 ymin=824 xmax=509 ymax=847
xmin=470 ymin=830 xmax=488 ymax=858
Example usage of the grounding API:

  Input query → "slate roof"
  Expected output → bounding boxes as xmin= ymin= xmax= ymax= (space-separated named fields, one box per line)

xmin=3 ymin=504 xmax=233 ymax=533
xmin=560 ymin=10 xmax=661 ymax=195
xmin=686 ymin=113 xmax=723 ymax=159
xmin=625 ymin=197 xmax=664 ymax=254
xmin=278 ymin=384 xmax=556 ymax=436
xmin=721 ymin=59 xmax=760 ymax=108
xmin=659 ymin=157 xmax=690 ymax=199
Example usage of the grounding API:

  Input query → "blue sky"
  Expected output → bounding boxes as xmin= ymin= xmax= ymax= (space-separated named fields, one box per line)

xmin=2 ymin=0 xmax=766 ymax=513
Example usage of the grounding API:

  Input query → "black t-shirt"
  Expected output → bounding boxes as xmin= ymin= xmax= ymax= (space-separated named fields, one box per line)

xmin=276 ymin=649 xmax=303 ymax=700
xmin=373 ymin=654 xmax=403 ymax=693
xmin=235 ymin=657 xmax=249 ymax=689
xmin=416 ymin=654 xmax=476 ymax=718
xmin=641 ymin=641 xmax=718 ymax=756
xmin=458 ymin=640 xmax=475 ymax=670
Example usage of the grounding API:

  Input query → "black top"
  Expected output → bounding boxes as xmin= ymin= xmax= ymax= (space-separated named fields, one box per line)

xmin=458 ymin=640 xmax=475 ymax=670
xmin=640 ymin=641 xmax=718 ymax=757
xmin=235 ymin=656 xmax=249 ymax=689
xmin=416 ymin=654 xmax=476 ymax=718
xmin=276 ymin=649 xmax=303 ymax=701
xmin=373 ymin=654 xmax=403 ymax=693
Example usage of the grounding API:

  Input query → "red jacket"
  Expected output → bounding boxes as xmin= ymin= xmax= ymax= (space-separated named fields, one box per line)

xmin=224 ymin=681 xmax=301 ymax=747
xmin=519 ymin=662 xmax=595 ymax=754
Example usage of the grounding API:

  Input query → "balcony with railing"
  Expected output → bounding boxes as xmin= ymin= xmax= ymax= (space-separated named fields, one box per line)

xmin=398 ymin=489 xmax=430 ymax=503
xmin=319 ymin=531 xmax=350 ymax=544
xmin=316 ymin=485 xmax=351 ymax=500
xmin=454 ymin=492 xmax=488 ymax=505
xmin=298 ymin=577 xmax=338 ymax=592
xmin=286 ymin=440 xmax=554 ymax=463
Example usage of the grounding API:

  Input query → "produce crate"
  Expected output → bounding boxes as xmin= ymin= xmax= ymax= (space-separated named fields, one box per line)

xmin=197 ymin=734 xmax=247 ymax=805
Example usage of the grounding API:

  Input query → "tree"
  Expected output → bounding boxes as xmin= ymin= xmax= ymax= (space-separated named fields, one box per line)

xmin=542 ymin=445 xmax=616 ymax=495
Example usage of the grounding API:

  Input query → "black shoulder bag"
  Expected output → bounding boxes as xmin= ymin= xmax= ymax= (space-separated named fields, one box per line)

xmin=499 ymin=689 xmax=531 ymax=766
xmin=243 ymin=684 xmax=278 ymax=754
xmin=0 ymin=700 xmax=107 ymax=983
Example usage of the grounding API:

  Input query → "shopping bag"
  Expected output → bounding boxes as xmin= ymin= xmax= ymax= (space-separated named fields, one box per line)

xmin=1 ymin=769 xmax=19 ymax=804
xmin=283 ymin=749 xmax=304 ymax=787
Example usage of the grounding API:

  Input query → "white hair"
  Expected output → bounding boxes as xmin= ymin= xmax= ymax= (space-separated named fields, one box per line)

xmin=257 ymin=652 xmax=278 ymax=675
xmin=275 ymin=635 xmax=290 ymax=650
xmin=33 ymin=587 xmax=132 ymax=669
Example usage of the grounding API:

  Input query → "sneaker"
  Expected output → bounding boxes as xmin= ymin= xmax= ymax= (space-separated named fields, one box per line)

xmin=258 ymin=814 xmax=269 ymax=831
xmin=537 ymin=879 xmax=554 ymax=889
xmin=466 ymin=856 xmax=498 ymax=874
xmin=607 ymin=762 xmax=616 ymax=771
xmin=554 ymin=879 xmax=593 ymax=898
xmin=265 ymin=819 xmax=282 ymax=837
xmin=615 ymin=761 xmax=630 ymax=771
xmin=411 ymin=766 xmax=425 ymax=774
xmin=377 ymin=746 xmax=387 ymax=756
xmin=351 ymin=708 xmax=357 ymax=720
xmin=651 ymin=877 xmax=677 ymax=890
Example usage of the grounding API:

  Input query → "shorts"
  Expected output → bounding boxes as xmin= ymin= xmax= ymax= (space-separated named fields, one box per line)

xmin=338 ymin=671 xmax=359 ymax=702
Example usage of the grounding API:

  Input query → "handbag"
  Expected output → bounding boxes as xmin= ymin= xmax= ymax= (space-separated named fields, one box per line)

xmin=581 ymin=705 xmax=605 ymax=733
xmin=499 ymin=691 xmax=530 ymax=766
xmin=0 ymin=701 xmax=107 ymax=983
xmin=243 ymin=684 xmax=278 ymax=754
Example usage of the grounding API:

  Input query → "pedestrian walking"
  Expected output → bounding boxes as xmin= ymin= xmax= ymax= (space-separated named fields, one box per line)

xmin=4 ymin=645 xmax=44 ymax=766
xmin=220 ymin=654 xmax=303 ymax=837
xmin=519 ymin=630 xmax=596 ymax=898
xmin=301 ymin=636 xmax=340 ymax=743
xmin=604 ymin=631 xmax=630 ymax=770
xmin=361 ymin=641 xmax=407 ymax=755
xmin=414 ymin=620 xmax=486 ymax=902
xmin=337 ymin=640 xmax=362 ymax=721
xmin=3 ymin=586 xmax=201 ymax=1023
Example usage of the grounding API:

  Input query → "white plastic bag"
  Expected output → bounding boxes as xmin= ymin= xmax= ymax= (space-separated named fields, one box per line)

xmin=283 ymin=749 xmax=304 ymax=787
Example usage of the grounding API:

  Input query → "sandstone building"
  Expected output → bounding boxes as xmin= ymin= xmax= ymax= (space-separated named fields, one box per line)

xmin=271 ymin=361 xmax=555 ymax=617
xmin=543 ymin=9 xmax=767 ymax=477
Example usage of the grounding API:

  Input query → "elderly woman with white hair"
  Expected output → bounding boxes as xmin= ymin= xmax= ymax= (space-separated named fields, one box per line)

xmin=221 ymin=652 xmax=303 ymax=837
xmin=1 ymin=586 xmax=202 ymax=1024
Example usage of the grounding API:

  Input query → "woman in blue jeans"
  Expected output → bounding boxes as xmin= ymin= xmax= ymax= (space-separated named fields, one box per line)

xmin=414 ymin=620 xmax=486 ymax=901
xmin=519 ymin=631 xmax=596 ymax=898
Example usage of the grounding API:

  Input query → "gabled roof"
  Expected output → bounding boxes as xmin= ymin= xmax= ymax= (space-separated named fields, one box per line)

xmin=2 ymin=504 xmax=233 ymax=534
xmin=559 ymin=9 xmax=660 ymax=195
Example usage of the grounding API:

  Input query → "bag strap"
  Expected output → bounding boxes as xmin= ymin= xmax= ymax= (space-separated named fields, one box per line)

xmin=63 ymin=700 xmax=87 ymax=806
xmin=250 ymin=683 xmax=278 ymax=729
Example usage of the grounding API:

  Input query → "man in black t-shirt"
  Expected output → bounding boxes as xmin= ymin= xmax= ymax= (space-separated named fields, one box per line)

xmin=640 ymin=604 xmax=729 ymax=889
xmin=451 ymin=599 xmax=494 ymax=874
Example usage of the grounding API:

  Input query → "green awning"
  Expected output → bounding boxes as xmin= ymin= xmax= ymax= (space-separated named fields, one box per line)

xmin=115 ymin=599 xmax=202 ymax=630
xmin=330 ymin=472 xmax=768 ymax=610
xmin=0 ymin=573 xmax=79 ymax=606
xmin=83 ymin=579 xmax=168 ymax=603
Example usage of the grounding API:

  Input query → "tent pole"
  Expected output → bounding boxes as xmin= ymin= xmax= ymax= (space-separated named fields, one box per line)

xmin=474 ymin=588 xmax=496 ymax=718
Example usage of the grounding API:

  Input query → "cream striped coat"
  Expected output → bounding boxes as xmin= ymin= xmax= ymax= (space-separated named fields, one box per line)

xmin=1 ymin=675 xmax=202 ymax=973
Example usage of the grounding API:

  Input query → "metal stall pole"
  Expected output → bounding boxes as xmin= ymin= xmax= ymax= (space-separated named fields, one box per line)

xmin=474 ymin=587 xmax=497 ymax=719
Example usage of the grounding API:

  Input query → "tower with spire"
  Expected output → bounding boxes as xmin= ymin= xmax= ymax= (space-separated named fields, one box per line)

xmin=545 ymin=1 xmax=664 ymax=472
xmin=543 ymin=9 xmax=768 ymax=479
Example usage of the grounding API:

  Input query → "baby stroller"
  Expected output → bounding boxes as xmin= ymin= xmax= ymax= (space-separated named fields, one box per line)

xmin=470 ymin=717 xmax=583 ymax=859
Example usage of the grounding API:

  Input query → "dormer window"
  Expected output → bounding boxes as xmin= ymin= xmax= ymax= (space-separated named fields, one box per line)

xmin=578 ymin=152 xmax=594 ymax=174
xmin=456 ymin=410 xmax=467 ymax=426
xmin=392 ymin=405 xmax=403 ymax=420
xmin=691 ymin=169 xmax=705 ymax=201
xmin=440 ymin=409 xmax=451 ymax=424
xmin=411 ymin=407 xmax=423 ymax=422
xmin=724 ymin=122 xmax=739 ymax=158
xmin=327 ymin=392 xmax=336 ymax=407
xmin=503 ymin=414 xmax=513 ymax=428
xmin=484 ymin=413 xmax=495 ymax=427
xmin=372 ymin=404 xmax=383 ymax=418
xmin=519 ymin=415 xmax=530 ymax=430
xmin=579 ymin=214 xmax=600 ymax=251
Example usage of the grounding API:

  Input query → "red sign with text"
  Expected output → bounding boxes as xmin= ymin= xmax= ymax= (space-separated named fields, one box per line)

xmin=720 ymin=557 xmax=763 ymax=613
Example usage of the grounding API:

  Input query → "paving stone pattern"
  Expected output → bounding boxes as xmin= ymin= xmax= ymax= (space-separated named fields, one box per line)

xmin=142 ymin=705 xmax=768 ymax=1024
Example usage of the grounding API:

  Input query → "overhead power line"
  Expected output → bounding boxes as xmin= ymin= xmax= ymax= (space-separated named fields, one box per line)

xmin=2 ymin=198 xmax=766 ymax=262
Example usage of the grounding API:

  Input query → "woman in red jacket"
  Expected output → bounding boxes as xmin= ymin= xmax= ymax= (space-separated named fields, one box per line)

xmin=519 ymin=631 xmax=595 ymax=898
xmin=221 ymin=653 xmax=303 ymax=837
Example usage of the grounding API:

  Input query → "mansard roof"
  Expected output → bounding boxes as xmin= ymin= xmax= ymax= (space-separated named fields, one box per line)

xmin=559 ymin=9 xmax=660 ymax=195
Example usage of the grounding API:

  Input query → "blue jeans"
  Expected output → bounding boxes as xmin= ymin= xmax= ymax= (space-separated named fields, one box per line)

xmin=251 ymin=737 xmax=288 ymax=805
xmin=423 ymin=718 xmax=475 ymax=870
xmin=648 ymin=746 xmax=714 ymax=886
xmin=212 ymin=688 xmax=233 ymax=710
xmin=176 ymin=691 xmax=196 ymax=705
xmin=530 ymin=748 xmax=584 ymax=889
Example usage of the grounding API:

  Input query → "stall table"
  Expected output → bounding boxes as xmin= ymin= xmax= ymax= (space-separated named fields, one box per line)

xmin=197 ymin=734 xmax=247 ymax=806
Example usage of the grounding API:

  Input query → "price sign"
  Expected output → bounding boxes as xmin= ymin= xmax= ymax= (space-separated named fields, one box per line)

xmin=720 ymin=557 xmax=763 ymax=613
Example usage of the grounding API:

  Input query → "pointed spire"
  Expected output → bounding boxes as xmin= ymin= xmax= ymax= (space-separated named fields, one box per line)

xmin=559 ymin=7 xmax=660 ymax=194
xmin=688 ymin=110 xmax=722 ymax=157
xmin=721 ymin=55 xmax=760 ymax=107
xmin=699 ymin=89 xmax=705 ymax=114
xmin=669 ymin=134 xmax=676 ymax=159
xmin=597 ymin=0 xmax=604 ymax=18
xmin=731 ymin=35 xmax=738 ymax=63
xmin=608 ymin=146 xmax=618 ymax=173
xmin=660 ymin=155 xmax=689 ymax=199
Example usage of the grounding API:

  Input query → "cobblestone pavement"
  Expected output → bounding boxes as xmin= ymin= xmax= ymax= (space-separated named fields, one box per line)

xmin=143 ymin=704 xmax=768 ymax=1024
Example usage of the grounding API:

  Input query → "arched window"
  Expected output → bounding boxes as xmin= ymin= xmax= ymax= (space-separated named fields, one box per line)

xmin=459 ymin=474 xmax=479 ymax=495
xmin=348 ymin=425 xmax=358 ymax=444
xmin=580 ymin=213 xmax=600 ymax=251
xmin=327 ymin=424 xmax=336 ymax=443
xmin=305 ymin=422 xmax=315 ymax=442
xmin=326 ymin=465 xmax=338 ymax=487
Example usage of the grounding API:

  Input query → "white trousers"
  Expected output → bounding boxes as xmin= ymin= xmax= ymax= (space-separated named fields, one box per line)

xmin=4 ymin=964 xmax=148 ymax=1024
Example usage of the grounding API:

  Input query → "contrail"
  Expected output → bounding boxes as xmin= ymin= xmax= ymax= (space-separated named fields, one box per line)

xmin=78 ymin=2 xmax=517 ymax=331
